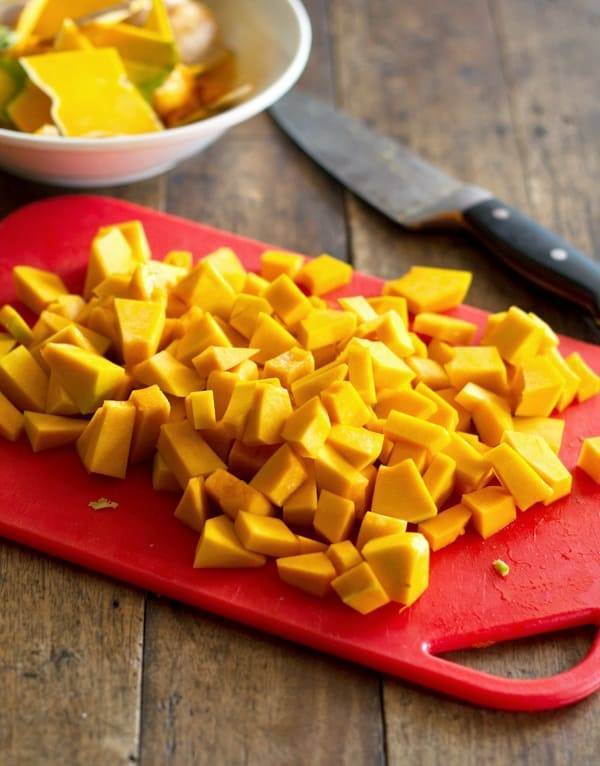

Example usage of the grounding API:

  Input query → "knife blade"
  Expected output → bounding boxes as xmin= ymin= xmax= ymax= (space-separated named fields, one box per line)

xmin=270 ymin=90 xmax=600 ymax=322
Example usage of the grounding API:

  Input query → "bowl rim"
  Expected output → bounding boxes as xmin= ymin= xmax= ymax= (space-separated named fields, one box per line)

xmin=0 ymin=0 xmax=312 ymax=150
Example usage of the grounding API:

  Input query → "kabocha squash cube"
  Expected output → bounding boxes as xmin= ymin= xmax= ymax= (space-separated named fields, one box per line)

xmin=152 ymin=453 xmax=180 ymax=492
xmin=386 ymin=441 xmax=429 ymax=472
xmin=77 ymin=400 xmax=136 ymax=479
xmin=200 ymin=421 xmax=234 ymax=463
xmin=367 ymin=296 xmax=409 ymax=325
xmin=243 ymin=273 xmax=270 ymax=296
xmin=544 ymin=348 xmax=581 ymax=412
xmin=362 ymin=532 xmax=430 ymax=606
xmin=326 ymin=425 xmax=384 ymax=470
xmin=428 ymin=338 xmax=456 ymax=365
xmin=313 ymin=490 xmax=355 ymax=544
xmin=356 ymin=512 xmax=407 ymax=551
xmin=264 ymin=274 xmax=312 ymax=328
xmin=314 ymin=444 xmax=369 ymax=498
xmin=487 ymin=443 xmax=553 ymax=510
xmin=445 ymin=346 xmax=507 ymax=394
xmin=577 ymin=437 xmax=600 ymax=484
xmin=384 ymin=411 xmax=449 ymax=453
xmin=83 ymin=226 xmax=135 ymax=298
xmin=250 ymin=444 xmax=308 ymax=506
xmin=263 ymin=347 xmax=314 ymax=388
xmin=440 ymin=433 xmax=492 ymax=494
xmin=228 ymin=441 xmax=278 ymax=483
xmin=291 ymin=363 xmax=348 ymax=407
xmin=260 ymin=250 xmax=304 ymax=281
xmin=413 ymin=313 xmax=477 ymax=345
xmin=512 ymin=416 xmax=564 ymax=454
xmin=384 ymin=266 xmax=472 ymax=313
xmin=234 ymin=511 xmax=300 ymax=557
xmin=372 ymin=460 xmax=437 ymax=522
xmin=0 ymin=333 xmax=17 ymax=358
xmin=347 ymin=341 xmax=377 ymax=405
xmin=327 ymin=540 xmax=363 ymax=575
xmin=192 ymin=346 xmax=258 ymax=377
xmin=202 ymin=248 xmax=246 ymax=292
xmin=484 ymin=306 xmax=545 ymax=365
xmin=282 ymin=478 xmax=319 ymax=529
xmin=0 ymin=345 xmax=48 ymax=412
xmin=243 ymin=384 xmax=293 ymax=445
xmin=185 ymin=390 xmax=216 ymax=431
xmin=332 ymin=562 xmax=390 ymax=614
xmin=221 ymin=380 xmax=260 ymax=439
xmin=436 ymin=387 xmax=471 ymax=431
xmin=462 ymin=486 xmax=517 ymax=539
xmin=565 ymin=353 xmax=600 ymax=402
xmin=514 ymin=356 xmax=564 ymax=417
xmin=45 ymin=370 xmax=78 ymax=416
xmin=0 ymin=305 xmax=33 ymax=346
xmin=276 ymin=552 xmax=337 ymax=597
xmin=42 ymin=343 xmax=124 ymax=414
xmin=418 ymin=504 xmax=472 ymax=551
xmin=298 ymin=310 xmax=357 ymax=350
xmin=414 ymin=383 xmax=459 ymax=431
xmin=133 ymin=351 xmax=204 ymax=398
xmin=114 ymin=298 xmax=165 ymax=366
xmin=177 ymin=313 xmax=230 ymax=365
xmin=471 ymin=397 xmax=513 ymax=447
xmin=129 ymin=261 xmax=187 ymax=303
xmin=296 ymin=536 xmax=328 ymax=554
xmin=129 ymin=385 xmax=171 ymax=463
xmin=406 ymin=356 xmax=449 ymax=390
xmin=295 ymin=254 xmax=352 ymax=296
xmin=194 ymin=515 xmax=266 ymax=569
xmin=281 ymin=396 xmax=331 ymax=457
xmin=375 ymin=388 xmax=437 ymax=420
xmin=502 ymin=430 xmax=572 ymax=504
xmin=229 ymin=295 xmax=273 ymax=340
xmin=157 ymin=420 xmax=226 ymax=489
xmin=249 ymin=313 xmax=299 ymax=364
xmin=338 ymin=296 xmax=378 ymax=323
xmin=172 ymin=261 xmax=236 ymax=318
xmin=13 ymin=266 xmax=68 ymax=315
xmin=23 ymin=411 xmax=87 ymax=452
xmin=423 ymin=453 xmax=456 ymax=508
xmin=350 ymin=339 xmax=415 ymax=390
xmin=322 ymin=381 xmax=373 ymax=427
xmin=174 ymin=477 xmax=208 ymax=533
xmin=0 ymin=391 xmax=24 ymax=442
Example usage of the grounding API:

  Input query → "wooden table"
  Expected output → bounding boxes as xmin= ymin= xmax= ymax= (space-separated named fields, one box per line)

xmin=1 ymin=1 xmax=599 ymax=764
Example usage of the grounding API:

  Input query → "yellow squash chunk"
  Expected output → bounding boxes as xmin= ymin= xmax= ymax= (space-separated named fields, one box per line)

xmin=414 ymin=382 xmax=459 ymax=431
xmin=445 ymin=346 xmax=507 ymax=394
xmin=372 ymin=459 xmax=437 ymax=522
xmin=487 ymin=443 xmax=553 ymax=510
xmin=172 ymin=261 xmax=235 ymax=318
xmin=185 ymin=390 xmax=216 ymax=431
xmin=152 ymin=452 xmax=180 ymax=492
xmin=384 ymin=266 xmax=472 ymax=313
xmin=194 ymin=515 xmax=266 ymax=569
xmin=114 ymin=298 xmax=165 ymax=366
xmin=192 ymin=346 xmax=257 ymax=378
xmin=565 ymin=353 xmax=600 ymax=402
xmin=413 ymin=313 xmax=477 ymax=345
xmin=22 ymin=49 xmax=163 ymax=137
xmin=386 ymin=441 xmax=429 ymax=472
xmin=0 ymin=305 xmax=33 ymax=346
xmin=332 ymin=562 xmax=390 ymax=614
xmin=280 ymin=395 xmax=330 ymax=458
xmin=367 ymin=296 xmax=409 ymax=325
xmin=6 ymin=81 xmax=53 ymax=133
xmin=347 ymin=340 xmax=377 ymax=405
xmin=423 ymin=453 xmax=456 ymax=508
xmin=322 ymin=381 xmax=373 ymax=427
xmin=83 ymin=226 xmax=135 ymax=299
xmin=298 ymin=309 xmax=357 ymax=350
xmin=350 ymin=339 xmax=415 ymax=389
xmin=15 ymin=0 xmax=114 ymax=41
xmin=176 ymin=313 xmax=230 ymax=364
xmin=462 ymin=486 xmax=517 ymax=539
xmin=441 ymin=433 xmax=492 ymax=493
xmin=243 ymin=384 xmax=293 ymax=445
xmin=327 ymin=540 xmax=363 ymax=575
xmin=314 ymin=444 xmax=369 ymax=498
xmin=174 ymin=477 xmax=208 ymax=533
xmin=264 ymin=347 xmax=315 ymax=389
xmin=0 ymin=391 xmax=24 ymax=442
xmin=13 ymin=266 xmax=68 ymax=315
xmin=77 ymin=400 xmax=135 ymax=479
xmin=291 ymin=363 xmax=348 ymax=407
xmin=576 ymin=437 xmax=600 ymax=484
xmin=42 ymin=342 xmax=125 ymax=414
xmin=374 ymin=387 xmax=436 ymax=420
xmin=544 ymin=348 xmax=581 ymax=412
xmin=250 ymin=444 xmax=307 ymax=506
xmin=513 ymin=356 xmax=564 ymax=418
xmin=512 ymin=416 xmax=564 ymax=454
xmin=296 ymin=254 xmax=352 ymax=296
xmin=338 ymin=296 xmax=378 ymax=323
xmin=276 ymin=552 xmax=337 ymax=596
xmin=129 ymin=385 xmax=171 ymax=463
xmin=296 ymin=536 xmax=328 ymax=554
xmin=407 ymin=356 xmax=449 ymax=390
xmin=23 ymin=411 xmax=87 ymax=452
xmin=362 ymin=532 xmax=429 ymax=605
xmin=133 ymin=351 xmax=204 ymax=397
xmin=157 ymin=420 xmax=225 ymax=489
xmin=502 ymin=430 xmax=572 ymax=504
xmin=484 ymin=306 xmax=545 ymax=365
xmin=418 ymin=504 xmax=472 ymax=551
xmin=356 ymin=512 xmax=407 ymax=551
xmin=384 ymin=411 xmax=449 ymax=453
xmin=260 ymin=250 xmax=304 ymax=281
xmin=0 ymin=333 xmax=17 ymax=358
xmin=234 ymin=511 xmax=300 ymax=557
xmin=313 ymin=489 xmax=355 ymax=543
xmin=327 ymin=424 xmax=383 ymax=470
xmin=249 ymin=313 xmax=299 ymax=364
xmin=471 ymin=397 xmax=513 ymax=447
xmin=282 ymin=472 xmax=318 ymax=527
xmin=0 ymin=344 xmax=48 ymax=412
xmin=264 ymin=274 xmax=312 ymax=328
xmin=54 ymin=16 xmax=92 ymax=50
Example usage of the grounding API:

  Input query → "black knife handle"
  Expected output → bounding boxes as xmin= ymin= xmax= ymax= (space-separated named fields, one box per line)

xmin=463 ymin=197 xmax=600 ymax=321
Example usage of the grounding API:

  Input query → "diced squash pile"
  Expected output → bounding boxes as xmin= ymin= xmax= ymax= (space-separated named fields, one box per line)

xmin=1 ymin=220 xmax=599 ymax=615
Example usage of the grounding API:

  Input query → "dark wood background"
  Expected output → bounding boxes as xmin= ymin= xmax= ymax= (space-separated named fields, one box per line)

xmin=1 ymin=1 xmax=599 ymax=763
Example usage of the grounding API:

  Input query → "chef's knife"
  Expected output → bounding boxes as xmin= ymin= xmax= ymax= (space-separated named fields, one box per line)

xmin=270 ymin=90 xmax=600 ymax=322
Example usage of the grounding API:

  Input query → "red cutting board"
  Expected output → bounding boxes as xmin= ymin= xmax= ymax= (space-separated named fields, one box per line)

xmin=0 ymin=195 xmax=599 ymax=712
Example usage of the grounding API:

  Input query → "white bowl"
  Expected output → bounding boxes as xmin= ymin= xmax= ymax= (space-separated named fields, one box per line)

xmin=0 ymin=0 xmax=312 ymax=187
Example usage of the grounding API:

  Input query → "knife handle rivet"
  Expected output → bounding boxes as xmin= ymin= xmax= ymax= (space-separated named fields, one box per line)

xmin=549 ymin=248 xmax=568 ymax=261
xmin=492 ymin=207 xmax=511 ymax=220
